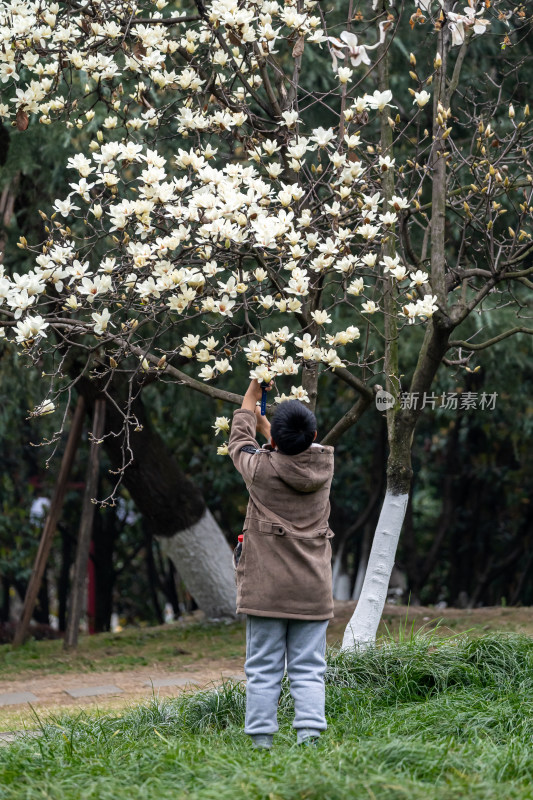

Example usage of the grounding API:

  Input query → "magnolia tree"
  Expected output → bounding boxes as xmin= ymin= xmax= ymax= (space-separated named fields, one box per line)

xmin=0 ymin=0 xmax=532 ymax=641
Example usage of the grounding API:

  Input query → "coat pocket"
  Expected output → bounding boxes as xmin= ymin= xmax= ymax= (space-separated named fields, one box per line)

xmin=255 ymin=519 xmax=333 ymax=540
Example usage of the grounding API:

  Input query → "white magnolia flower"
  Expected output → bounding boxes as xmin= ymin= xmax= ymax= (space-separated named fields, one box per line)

xmin=321 ymin=349 xmax=343 ymax=369
xmin=413 ymin=90 xmax=431 ymax=108
xmin=182 ymin=334 xmax=200 ymax=348
xmin=201 ymin=336 xmax=219 ymax=351
xmin=15 ymin=315 xmax=49 ymax=343
xmin=326 ymin=29 xmax=383 ymax=71
xmin=401 ymin=302 xmax=418 ymax=324
xmin=378 ymin=155 xmax=395 ymax=171
xmin=364 ymin=90 xmax=394 ymax=112
xmin=347 ymin=278 xmax=365 ymax=296
xmin=390 ymin=265 xmax=408 ymax=281
xmin=289 ymin=385 xmax=310 ymax=403
xmin=196 ymin=349 xmax=214 ymax=363
xmin=447 ymin=6 xmax=490 ymax=47
xmin=311 ymin=310 xmax=332 ymax=325
xmin=91 ymin=308 xmax=112 ymax=335
xmin=381 ymin=255 xmax=401 ymax=273
xmin=215 ymin=295 xmax=236 ymax=316
xmin=337 ymin=67 xmax=353 ymax=84
xmin=216 ymin=443 xmax=229 ymax=456
xmin=244 ymin=340 xmax=266 ymax=364
xmin=379 ymin=212 xmax=398 ymax=226
xmin=362 ymin=253 xmax=378 ymax=268
xmin=214 ymin=358 xmax=232 ymax=374
xmin=281 ymin=110 xmax=300 ymax=127
xmin=53 ymin=196 xmax=80 ymax=217
xmin=310 ymin=127 xmax=335 ymax=147
xmin=390 ymin=195 xmax=409 ymax=211
xmin=32 ymin=400 xmax=56 ymax=416
xmin=212 ymin=416 xmax=230 ymax=435
xmin=199 ymin=365 xmax=215 ymax=381
xmin=362 ymin=300 xmax=379 ymax=314
xmin=417 ymin=294 xmax=439 ymax=319
xmin=409 ymin=270 xmax=429 ymax=287
xmin=249 ymin=364 xmax=274 ymax=383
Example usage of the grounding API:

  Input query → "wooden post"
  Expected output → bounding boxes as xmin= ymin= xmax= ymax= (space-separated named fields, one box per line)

xmin=13 ymin=396 xmax=86 ymax=647
xmin=64 ymin=398 xmax=106 ymax=650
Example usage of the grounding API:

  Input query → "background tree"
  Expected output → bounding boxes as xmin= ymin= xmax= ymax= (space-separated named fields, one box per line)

xmin=0 ymin=0 xmax=532 ymax=645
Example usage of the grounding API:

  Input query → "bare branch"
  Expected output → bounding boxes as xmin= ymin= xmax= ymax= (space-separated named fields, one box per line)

xmin=448 ymin=326 xmax=533 ymax=352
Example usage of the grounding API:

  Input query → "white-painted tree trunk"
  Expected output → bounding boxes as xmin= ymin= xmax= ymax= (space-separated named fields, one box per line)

xmin=332 ymin=539 xmax=351 ymax=601
xmin=157 ymin=508 xmax=237 ymax=620
xmin=342 ymin=491 xmax=409 ymax=650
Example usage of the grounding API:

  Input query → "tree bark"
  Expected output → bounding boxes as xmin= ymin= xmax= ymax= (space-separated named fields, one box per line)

xmin=76 ymin=378 xmax=237 ymax=620
xmin=13 ymin=395 xmax=85 ymax=646
xmin=64 ymin=398 xmax=106 ymax=649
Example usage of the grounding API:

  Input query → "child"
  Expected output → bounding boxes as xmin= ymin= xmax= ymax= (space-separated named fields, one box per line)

xmin=228 ymin=379 xmax=335 ymax=749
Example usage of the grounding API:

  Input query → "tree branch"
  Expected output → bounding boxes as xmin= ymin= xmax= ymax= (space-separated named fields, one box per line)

xmin=331 ymin=365 xmax=374 ymax=402
xmin=320 ymin=394 xmax=374 ymax=447
xmin=448 ymin=326 xmax=533 ymax=351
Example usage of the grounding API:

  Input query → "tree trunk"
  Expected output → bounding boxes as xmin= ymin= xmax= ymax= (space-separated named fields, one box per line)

xmin=93 ymin=507 xmax=117 ymax=632
xmin=13 ymin=395 xmax=85 ymax=646
xmin=64 ymin=398 xmax=106 ymax=649
xmin=342 ymin=413 xmax=413 ymax=650
xmin=77 ymin=378 xmax=237 ymax=620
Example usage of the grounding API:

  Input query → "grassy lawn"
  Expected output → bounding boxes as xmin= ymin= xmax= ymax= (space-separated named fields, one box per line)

xmin=1 ymin=632 xmax=533 ymax=800
xmin=2 ymin=604 xmax=532 ymax=679
xmin=0 ymin=620 xmax=246 ymax=677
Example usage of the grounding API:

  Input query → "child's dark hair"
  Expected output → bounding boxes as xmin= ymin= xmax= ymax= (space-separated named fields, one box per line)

xmin=270 ymin=400 xmax=317 ymax=455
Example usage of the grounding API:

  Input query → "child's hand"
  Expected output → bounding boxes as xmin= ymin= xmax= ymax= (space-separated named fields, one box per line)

xmin=247 ymin=379 xmax=265 ymax=403
xmin=242 ymin=379 xmax=274 ymax=414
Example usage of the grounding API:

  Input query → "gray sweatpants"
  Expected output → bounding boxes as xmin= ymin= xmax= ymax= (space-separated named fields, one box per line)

xmin=244 ymin=615 xmax=329 ymax=737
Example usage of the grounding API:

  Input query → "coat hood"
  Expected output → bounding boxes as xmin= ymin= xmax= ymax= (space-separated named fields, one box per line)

xmin=269 ymin=444 xmax=334 ymax=494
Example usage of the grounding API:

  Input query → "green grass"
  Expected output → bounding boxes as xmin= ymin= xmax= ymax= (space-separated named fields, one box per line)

xmin=1 ymin=632 xmax=533 ymax=799
xmin=0 ymin=621 xmax=246 ymax=676
xmin=4 ymin=604 xmax=533 ymax=680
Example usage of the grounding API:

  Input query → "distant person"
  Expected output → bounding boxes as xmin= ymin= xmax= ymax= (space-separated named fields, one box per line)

xmin=229 ymin=379 xmax=335 ymax=749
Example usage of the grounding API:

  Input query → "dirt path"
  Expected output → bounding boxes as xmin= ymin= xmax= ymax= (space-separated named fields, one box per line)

xmin=0 ymin=658 xmax=245 ymax=714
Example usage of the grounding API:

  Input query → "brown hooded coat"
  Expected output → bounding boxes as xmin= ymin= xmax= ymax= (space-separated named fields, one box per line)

xmin=228 ymin=408 xmax=335 ymax=620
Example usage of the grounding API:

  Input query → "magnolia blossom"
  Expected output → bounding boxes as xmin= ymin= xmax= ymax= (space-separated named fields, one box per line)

xmin=447 ymin=6 xmax=490 ymax=47
xmin=199 ymin=365 xmax=215 ymax=381
xmin=213 ymin=416 xmax=230 ymax=435
xmin=309 ymin=127 xmax=335 ymax=147
xmin=327 ymin=22 xmax=387 ymax=72
xmin=413 ymin=90 xmax=431 ymax=108
xmin=244 ymin=340 xmax=266 ymax=364
xmin=32 ymin=399 xmax=56 ymax=416
xmin=337 ymin=67 xmax=353 ymax=84
xmin=311 ymin=310 xmax=332 ymax=325
xmin=92 ymin=308 xmax=112 ymax=335
xmin=15 ymin=315 xmax=49 ymax=343
xmin=347 ymin=278 xmax=365 ymax=296
xmin=362 ymin=300 xmax=379 ymax=314
xmin=250 ymin=364 xmax=274 ymax=383
xmin=214 ymin=358 xmax=232 ymax=374
xmin=409 ymin=270 xmax=429 ymax=287
xmin=53 ymin=196 xmax=80 ymax=217
xmin=364 ymin=90 xmax=394 ymax=112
